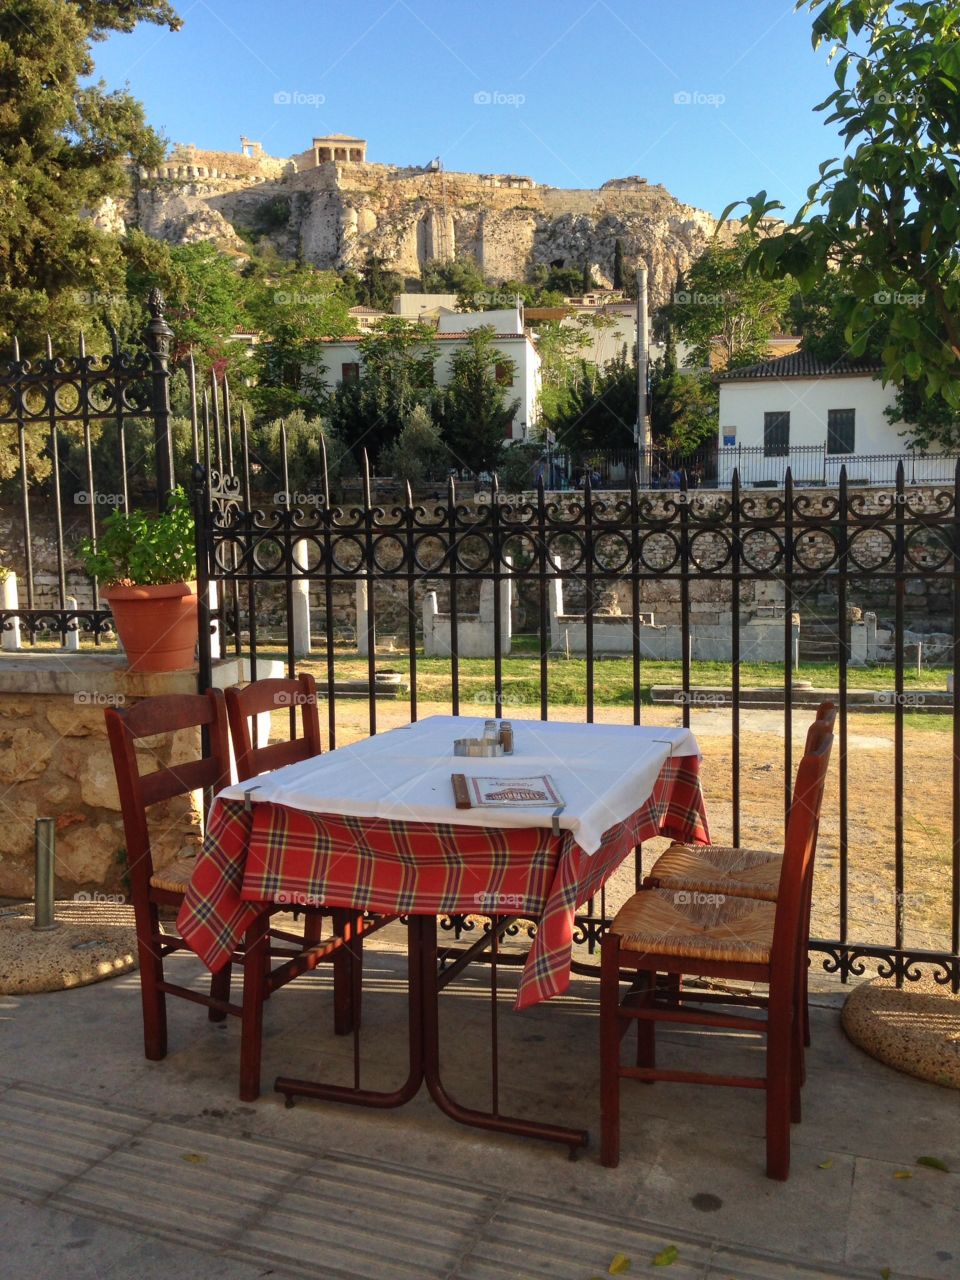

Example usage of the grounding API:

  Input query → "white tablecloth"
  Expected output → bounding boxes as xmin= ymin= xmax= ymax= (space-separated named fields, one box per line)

xmin=218 ymin=716 xmax=700 ymax=856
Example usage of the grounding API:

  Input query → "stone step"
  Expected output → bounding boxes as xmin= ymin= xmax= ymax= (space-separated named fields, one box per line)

xmin=651 ymin=685 xmax=951 ymax=712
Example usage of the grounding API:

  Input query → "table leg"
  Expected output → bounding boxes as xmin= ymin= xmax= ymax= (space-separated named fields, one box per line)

xmin=275 ymin=918 xmax=423 ymax=1110
xmin=417 ymin=915 xmax=589 ymax=1155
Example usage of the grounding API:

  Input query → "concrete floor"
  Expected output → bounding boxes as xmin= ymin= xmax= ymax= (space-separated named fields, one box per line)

xmin=1 ymin=928 xmax=957 ymax=1280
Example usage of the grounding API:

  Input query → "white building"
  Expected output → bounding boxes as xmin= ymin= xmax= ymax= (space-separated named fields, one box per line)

xmin=392 ymin=293 xmax=459 ymax=320
xmin=715 ymin=352 xmax=922 ymax=486
xmin=316 ymin=327 xmax=541 ymax=441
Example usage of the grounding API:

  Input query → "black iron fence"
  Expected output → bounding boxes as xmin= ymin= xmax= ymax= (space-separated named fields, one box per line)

xmin=1 ymin=321 xmax=958 ymax=991
xmin=198 ymin=423 xmax=960 ymax=990
xmin=551 ymin=443 xmax=960 ymax=491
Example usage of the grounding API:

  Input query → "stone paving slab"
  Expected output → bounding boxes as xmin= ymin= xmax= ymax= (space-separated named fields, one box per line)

xmin=2 ymin=950 xmax=959 ymax=1279
xmin=0 ymin=1080 xmax=945 ymax=1280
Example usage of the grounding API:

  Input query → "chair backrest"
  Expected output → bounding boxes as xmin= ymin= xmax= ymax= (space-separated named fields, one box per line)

xmin=770 ymin=724 xmax=834 ymax=980
xmin=105 ymin=690 xmax=231 ymax=898
xmin=224 ymin=673 xmax=322 ymax=783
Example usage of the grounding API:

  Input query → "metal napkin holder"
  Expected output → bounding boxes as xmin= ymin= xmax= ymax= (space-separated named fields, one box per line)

xmin=453 ymin=737 xmax=504 ymax=757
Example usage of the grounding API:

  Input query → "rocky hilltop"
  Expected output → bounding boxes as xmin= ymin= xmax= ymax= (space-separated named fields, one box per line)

xmin=103 ymin=142 xmax=736 ymax=307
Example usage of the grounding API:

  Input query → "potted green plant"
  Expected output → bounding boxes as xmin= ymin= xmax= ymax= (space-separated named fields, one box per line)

xmin=79 ymin=487 xmax=198 ymax=673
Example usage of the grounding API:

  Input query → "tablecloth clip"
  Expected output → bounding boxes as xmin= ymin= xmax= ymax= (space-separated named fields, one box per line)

xmin=243 ymin=785 xmax=261 ymax=814
xmin=652 ymin=738 xmax=676 ymax=756
xmin=552 ymin=805 xmax=565 ymax=837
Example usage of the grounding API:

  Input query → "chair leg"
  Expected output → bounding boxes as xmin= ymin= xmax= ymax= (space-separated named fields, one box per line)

xmin=636 ymin=973 xmax=656 ymax=1075
xmin=765 ymin=990 xmax=793 ymax=1181
xmin=239 ymin=911 xmax=269 ymax=1103
xmin=138 ymin=903 xmax=168 ymax=1061
xmin=600 ymin=936 xmax=623 ymax=1168
xmin=208 ymin=960 xmax=231 ymax=1021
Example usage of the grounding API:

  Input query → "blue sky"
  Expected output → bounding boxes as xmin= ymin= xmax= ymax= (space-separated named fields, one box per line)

xmin=93 ymin=0 xmax=840 ymax=218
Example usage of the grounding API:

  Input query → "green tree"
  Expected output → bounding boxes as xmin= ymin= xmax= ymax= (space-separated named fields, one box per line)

xmin=328 ymin=318 xmax=437 ymax=462
xmin=547 ymin=350 xmax=638 ymax=454
xmin=536 ymin=319 xmax=595 ymax=422
xmin=0 ymin=0 xmax=180 ymax=351
xmin=379 ymin=404 xmax=449 ymax=486
xmin=342 ymin=255 xmax=403 ymax=311
xmin=436 ymin=328 xmax=519 ymax=474
xmin=613 ymin=239 xmax=625 ymax=290
xmin=731 ymin=0 xmax=960 ymax=410
xmin=421 ymin=257 xmax=486 ymax=302
xmin=581 ymin=260 xmax=593 ymax=294
xmin=666 ymin=231 xmax=796 ymax=368
xmin=246 ymin=263 xmax=351 ymax=419
xmin=250 ymin=410 xmax=354 ymax=500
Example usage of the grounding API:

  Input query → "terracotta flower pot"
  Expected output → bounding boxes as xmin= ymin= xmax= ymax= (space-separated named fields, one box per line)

xmin=105 ymin=582 xmax=199 ymax=673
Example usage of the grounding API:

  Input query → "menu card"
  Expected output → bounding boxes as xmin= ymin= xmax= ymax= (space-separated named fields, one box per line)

xmin=465 ymin=775 xmax=563 ymax=808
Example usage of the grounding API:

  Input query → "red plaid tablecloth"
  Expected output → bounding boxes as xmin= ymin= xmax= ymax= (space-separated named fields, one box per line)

xmin=177 ymin=753 xmax=709 ymax=1009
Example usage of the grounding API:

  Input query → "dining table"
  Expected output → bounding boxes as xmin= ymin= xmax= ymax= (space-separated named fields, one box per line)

xmin=177 ymin=715 xmax=710 ymax=1151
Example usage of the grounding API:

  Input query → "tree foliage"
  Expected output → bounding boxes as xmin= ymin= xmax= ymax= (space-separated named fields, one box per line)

xmin=327 ymin=318 xmax=437 ymax=462
xmin=0 ymin=0 xmax=179 ymax=350
xmin=379 ymin=404 xmax=449 ymax=487
xmin=547 ymin=351 xmax=638 ymax=454
xmin=731 ymin=0 xmax=960 ymax=408
xmin=664 ymin=232 xmax=795 ymax=368
xmin=435 ymin=328 xmax=519 ymax=474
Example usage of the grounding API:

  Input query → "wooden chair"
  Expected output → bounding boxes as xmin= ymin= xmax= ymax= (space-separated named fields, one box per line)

xmin=643 ymin=701 xmax=836 ymax=1049
xmin=224 ymin=671 xmax=362 ymax=1036
xmin=105 ymin=690 xmax=246 ymax=1061
xmin=599 ymin=722 xmax=834 ymax=1180
xmin=224 ymin=672 xmax=323 ymax=785
xmin=105 ymin=690 xmax=352 ymax=1100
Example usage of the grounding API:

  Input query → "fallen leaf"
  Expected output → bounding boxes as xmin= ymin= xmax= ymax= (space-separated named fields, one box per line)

xmin=652 ymin=1246 xmax=679 ymax=1267
xmin=916 ymin=1156 xmax=949 ymax=1172
xmin=817 ymin=1159 xmax=834 ymax=1169
xmin=893 ymin=1170 xmax=912 ymax=1180
xmin=180 ymin=1152 xmax=208 ymax=1164
xmin=880 ymin=1269 xmax=891 ymax=1279
xmin=608 ymin=1255 xmax=632 ymax=1275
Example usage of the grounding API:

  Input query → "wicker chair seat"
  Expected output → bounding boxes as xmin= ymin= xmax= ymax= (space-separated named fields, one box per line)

xmin=149 ymin=857 xmax=198 ymax=895
xmin=648 ymin=841 xmax=782 ymax=902
xmin=610 ymin=887 xmax=776 ymax=963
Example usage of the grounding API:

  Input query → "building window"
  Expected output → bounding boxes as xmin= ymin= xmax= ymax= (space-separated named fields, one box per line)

xmin=495 ymin=361 xmax=513 ymax=387
xmin=763 ymin=411 xmax=790 ymax=457
xmin=827 ymin=408 xmax=855 ymax=454
xmin=341 ymin=362 xmax=360 ymax=384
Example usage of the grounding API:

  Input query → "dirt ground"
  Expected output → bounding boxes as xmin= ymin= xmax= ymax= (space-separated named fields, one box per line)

xmin=266 ymin=698 xmax=956 ymax=963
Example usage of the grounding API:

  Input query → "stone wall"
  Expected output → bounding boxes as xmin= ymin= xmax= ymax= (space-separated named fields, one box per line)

xmin=0 ymin=656 xmax=259 ymax=898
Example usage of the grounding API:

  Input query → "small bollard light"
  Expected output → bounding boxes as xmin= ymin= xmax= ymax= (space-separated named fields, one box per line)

xmin=33 ymin=817 xmax=59 ymax=932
